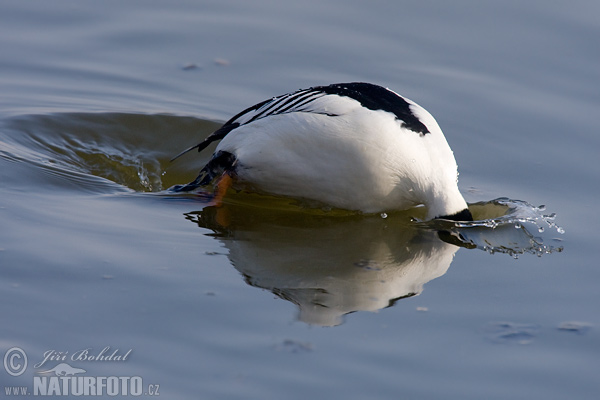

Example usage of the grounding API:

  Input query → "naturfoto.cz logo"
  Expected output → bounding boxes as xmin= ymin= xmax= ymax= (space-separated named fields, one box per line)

xmin=3 ymin=346 xmax=160 ymax=397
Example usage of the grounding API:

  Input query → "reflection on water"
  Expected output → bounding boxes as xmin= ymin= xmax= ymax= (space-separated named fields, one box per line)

xmin=185 ymin=204 xmax=457 ymax=326
xmin=183 ymin=197 xmax=564 ymax=326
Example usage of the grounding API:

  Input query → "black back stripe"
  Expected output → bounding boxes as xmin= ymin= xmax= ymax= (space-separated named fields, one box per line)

xmin=230 ymin=90 xmax=331 ymax=126
xmin=252 ymin=95 xmax=292 ymax=119
xmin=273 ymin=91 xmax=324 ymax=115
xmin=315 ymin=83 xmax=430 ymax=134
xmin=293 ymin=93 xmax=326 ymax=110
xmin=248 ymin=90 xmax=314 ymax=123
xmin=260 ymin=90 xmax=320 ymax=115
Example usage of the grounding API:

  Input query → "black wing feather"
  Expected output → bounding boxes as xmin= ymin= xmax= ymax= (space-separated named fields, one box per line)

xmin=170 ymin=122 xmax=240 ymax=162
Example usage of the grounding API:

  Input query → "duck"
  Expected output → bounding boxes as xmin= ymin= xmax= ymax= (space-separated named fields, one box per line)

xmin=171 ymin=82 xmax=473 ymax=221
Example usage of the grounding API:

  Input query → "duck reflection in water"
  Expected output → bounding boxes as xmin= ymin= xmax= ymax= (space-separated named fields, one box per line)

xmin=183 ymin=199 xmax=561 ymax=326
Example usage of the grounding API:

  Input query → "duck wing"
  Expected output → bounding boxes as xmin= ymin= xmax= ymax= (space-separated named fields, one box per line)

xmin=171 ymin=82 xmax=430 ymax=162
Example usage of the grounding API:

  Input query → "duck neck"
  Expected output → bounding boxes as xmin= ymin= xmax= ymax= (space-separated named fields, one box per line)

xmin=425 ymin=185 xmax=471 ymax=221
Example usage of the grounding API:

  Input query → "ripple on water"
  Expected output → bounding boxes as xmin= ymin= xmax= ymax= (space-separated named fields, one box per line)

xmin=0 ymin=112 xmax=218 ymax=194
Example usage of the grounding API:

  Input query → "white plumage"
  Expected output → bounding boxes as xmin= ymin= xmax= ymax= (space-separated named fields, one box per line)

xmin=173 ymin=82 xmax=472 ymax=221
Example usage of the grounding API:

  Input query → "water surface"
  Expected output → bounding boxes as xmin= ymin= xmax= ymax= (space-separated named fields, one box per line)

xmin=1 ymin=1 xmax=599 ymax=399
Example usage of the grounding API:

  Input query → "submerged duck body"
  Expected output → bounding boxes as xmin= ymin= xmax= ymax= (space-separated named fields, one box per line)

xmin=174 ymin=82 xmax=472 ymax=221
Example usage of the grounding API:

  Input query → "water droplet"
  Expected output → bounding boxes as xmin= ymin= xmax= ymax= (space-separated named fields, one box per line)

xmin=380 ymin=213 xmax=388 ymax=219
xmin=557 ymin=227 xmax=565 ymax=234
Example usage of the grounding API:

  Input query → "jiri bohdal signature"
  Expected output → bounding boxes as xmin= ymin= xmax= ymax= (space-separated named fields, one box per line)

xmin=34 ymin=347 xmax=132 ymax=369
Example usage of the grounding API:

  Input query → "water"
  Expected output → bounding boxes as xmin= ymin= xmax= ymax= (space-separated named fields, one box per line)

xmin=1 ymin=1 xmax=599 ymax=399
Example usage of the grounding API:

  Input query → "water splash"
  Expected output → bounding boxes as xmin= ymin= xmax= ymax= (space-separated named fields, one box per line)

xmin=456 ymin=198 xmax=564 ymax=233
xmin=135 ymin=158 xmax=162 ymax=192
xmin=72 ymin=147 xmax=165 ymax=192
xmin=430 ymin=198 xmax=564 ymax=257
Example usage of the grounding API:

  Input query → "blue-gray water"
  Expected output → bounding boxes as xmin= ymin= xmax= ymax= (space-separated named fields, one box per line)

xmin=1 ymin=1 xmax=599 ymax=399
